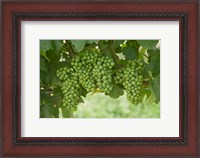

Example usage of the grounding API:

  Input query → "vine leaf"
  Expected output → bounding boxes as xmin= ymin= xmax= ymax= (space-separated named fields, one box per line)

xmin=137 ymin=40 xmax=158 ymax=49
xmin=40 ymin=103 xmax=59 ymax=118
xmin=145 ymin=88 xmax=156 ymax=104
xmin=46 ymin=49 xmax=60 ymax=62
xmin=98 ymin=41 xmax=113 ymax=58
xmin=45 ymin=66 xmax=58 ymax=85
xmin=62 ymin=107 xmax=72 ymax=118
xmin=71 ymin=40 xmax=86 ymax=52
xmin=140 ymin=88 xmax=151 ymax=100
xmin=123 ymin=46 xmax=137 ymax=60
xmin=107 ymin=85 xmax=124 ymax=99
xmin=40 ymin=40 xmax=62 ymax=54
xmin=53 ymin=86 xmax=63 ymax=99
xmin=40 ymin=104 xmax=53 ymax=118
xmin=86 ymin=40 xmax=99 ymax=44
xmin=114 ymin=40 xmax=124 ymax=48
xmin=40 ymin=40 xmax=52 ymax=52
xmin=40 ymin=71 xmax=47 ymax=85
xmin=128 ymin=40 xmax=140 ymax=51
xmin=143 ymin=49 xmax=160 ymax=77
xmin=40 ymin=57 xmax=48 ymax=72
xmin=152 ymin=74 xmax=160 ymax=103
xmin=51 ymin=40 xmax=63 ymax=54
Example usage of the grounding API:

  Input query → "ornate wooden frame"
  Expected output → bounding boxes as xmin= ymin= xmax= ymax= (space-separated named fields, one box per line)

xmin=1 ymin=0 xmax=199 ymax=157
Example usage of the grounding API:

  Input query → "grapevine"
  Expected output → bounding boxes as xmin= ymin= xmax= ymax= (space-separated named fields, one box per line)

xmin=57 ymin=49 xmax=144 ymax=110
xmin=40 ymin=40 xmax=160 ymax=118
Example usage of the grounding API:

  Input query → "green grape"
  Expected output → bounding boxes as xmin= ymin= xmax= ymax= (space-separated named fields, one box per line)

xmin=58 ymin=49 xmax=117 ymax=111
xmin=72 ymin=50 xmax=115 ymax=93
xmin=93 ymin=55 xmax=114 ymax=93
xmin=114 ymin=59 xmax=143 ymax=104
xmin=125 ymin=59 xmax=143 ymax=104
xmin=71 ymin=50 xmax=99 ymax=92
xmin=80 ymin=72 xmax=97 ymax=92
xmin=61 ymin=75 xmax=81 ymax=111
xmin=56 ymin=67 xmax=73 ymax=80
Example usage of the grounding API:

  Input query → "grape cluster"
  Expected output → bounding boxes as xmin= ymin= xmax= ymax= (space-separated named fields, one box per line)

xmin=57 ymin=47 xmax=144 ymax=109
xmin=71 ymin=50 xmax=99 ymax=92
xmin=57 ymin=50 xmax=115 ymax=110
xmin=61 ymin=76 xmax=81 ymax=111
xmin=114 ymin=59 xmax=143 ymax=104
xmin=93 ymin=56 xmax=115 ymax=93
xmin=56 ymin=67 xmax=73 ymax=81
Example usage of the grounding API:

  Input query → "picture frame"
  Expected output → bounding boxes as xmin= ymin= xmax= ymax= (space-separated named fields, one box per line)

xmin=1 ymin=0 xmax=199 ymax=157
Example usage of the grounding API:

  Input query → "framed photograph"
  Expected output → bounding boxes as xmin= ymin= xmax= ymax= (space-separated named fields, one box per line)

xmin=1 ymin=0 xmax=199 ymax=157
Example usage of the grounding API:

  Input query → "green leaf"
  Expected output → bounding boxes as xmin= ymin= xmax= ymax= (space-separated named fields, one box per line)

xmin=46 ymin=50 xmax=60 ymax=62
xmin=40 ymin=71 xmax=47 ymax=85
xmin=142 ymin=74 xmax=159 ymax=104
xmin=116 ymin=47 xmax=123 ymax=53
xmin=148 ymin=48 xmax=160 ymax=62
xmin=98 ymin=41 xmax=113 ymax=58
xmin=114 ymin=40 xmax=124 ymax=48
xmin=62 ymin=106 xmax=73 ymax=118
xmin=107 ymin=85 xmax=124 ymax=99
xmin=148 ymin=49 xmax=160 ymax=76
xmin=145 ymin=88 xmax=156 ymax=104
xmin=40 ymin=40 xmax=52 ymax=52
xmin=51 ymin=61 xmax=71 ymax=70
xmin=152 ymin=74 xmax=160 ymax=103
xmin=40 ymin=89 xmax=46 ymax=102
xmin=51 ymin=106 xmax=59 ymax=118
xmin=129 ymin=40 xmax=140 ymax=51
xmin=40 ymin=88 xmax=60 ymax=118
xmin=123 ymin=46 xmax=137 ymax=60
xmin=40 ymin=50 xmax=50 ymax=62
xmin=137 ymin=40 xmax=158 ymax=49
xmin=143 ymin=49 xmax=160 ymax=77
xmin=86 ymin=40 xmax=99 ymax=44
xmin=47 ymin=95 xmax=61 ymax=105
xmin=45 ymin=68 xmax=57 ymax=85
xmin=140 ymin=88 xmax=151 ymax=99
xmin=53 ymin=86 xmax=63 ymax=99
xmin=40 ymin=40 xmax=63 ymax=54
xmin=71 ymin=40 xmax=86 ymax=52
xmin=51 ymin=40 xmax=62 ymax=54
xmin=40 ymin=50 xmax=46 ymax=57
xmin=40 ymin=104 xmax=52 ymax=118
xmin=40 ymin=103 xmax=59 ymax=118
xmin=40 ymin=57 xmax=48 ymax=72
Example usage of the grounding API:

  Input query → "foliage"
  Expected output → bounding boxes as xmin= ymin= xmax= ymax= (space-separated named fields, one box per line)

xmin=40 ymin=40 xmax=160 ymax=118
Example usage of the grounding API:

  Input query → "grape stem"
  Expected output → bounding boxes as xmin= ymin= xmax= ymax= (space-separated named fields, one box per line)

xmin=65 ymin=40 xmax=77 ymax=56
xmin=110 ymin=41 xmax=120 ymax=64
